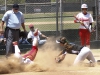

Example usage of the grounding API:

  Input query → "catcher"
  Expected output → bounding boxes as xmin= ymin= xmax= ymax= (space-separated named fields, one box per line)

xmin=13 ymin=28 xmax=39 ymax=64
xmin=55 ymin=37 xmax=96 ymax=66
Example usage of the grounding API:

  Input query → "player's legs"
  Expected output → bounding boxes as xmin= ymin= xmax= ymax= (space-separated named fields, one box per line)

xmin=85 ymin=30 xmax=90 ymax=48
xmin=6 ymin=29 xmax=13 ymax=58
xmin=73 ymin=47 xmax=93 ymax=65
xmin=79 ymin=29 xmax=85 ymax=46
xmin=32 ymin=36 xmax=38 ymax=46
xmin=13 ymin=42 xmax=37 ymax=64
xmin=22 ymin=36 xmax=38 ymax=62
xmin=29 ymin=46 xmax=38 ymax=60
xmin=23 ymin=29 xmax=38 ymax=64
xmin=86 ymin=51 xmax=96 ymax=63
xmin=39 ymin=39 xmax=46 ymax=44
xmin=13 ymin=41 xmax=32 ymax=64
xmin=13 ymin=41 xmax=21 ymax=58
xmin=23 ymin=46 xmax=38 ymax=61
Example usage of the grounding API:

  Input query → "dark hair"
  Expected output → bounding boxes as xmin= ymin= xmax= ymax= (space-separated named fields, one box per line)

xmin=19 ymin=31 xmax=27 ymax=38
xmin=13 ymin=4 xmax=19 ymax=9
xmin=59 ymin=37 xmax=67 ymax=44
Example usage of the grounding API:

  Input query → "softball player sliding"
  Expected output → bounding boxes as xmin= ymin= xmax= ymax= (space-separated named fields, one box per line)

xmin=74 ymin=3 xmax=94 ymax=48
xmin=55 ymin=37 xmax=96 ymax=66
xmin=13 ymin=28 xmax=39 ymax=64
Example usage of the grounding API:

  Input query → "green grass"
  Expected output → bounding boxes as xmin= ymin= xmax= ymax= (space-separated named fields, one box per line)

xmin=23 ymin=11 xmax=92 ymax=18
xmin=25 ymin=17 xmax=74 ymax=22
xmin=25 ymin=18 xmax=56 ymax=22
xmin=0 ymin=11 xmax=93 ymax=18
xmin=20 ymin=23 xmax=80 ymax=31
xmin=0 ymin=11 xmax=93 ymax=31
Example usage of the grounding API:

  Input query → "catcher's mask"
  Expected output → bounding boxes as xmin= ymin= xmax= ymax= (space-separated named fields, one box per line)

xmin=56 ymin=37 xmax=67 ymax=44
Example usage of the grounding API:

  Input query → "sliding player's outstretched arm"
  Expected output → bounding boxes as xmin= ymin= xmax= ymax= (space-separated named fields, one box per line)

xmin=55 ymin=50 xmax=66 ymax=63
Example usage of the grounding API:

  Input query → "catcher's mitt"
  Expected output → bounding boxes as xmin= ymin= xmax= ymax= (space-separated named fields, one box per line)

xmin=55 ymin=57 xmax=62 ymax=63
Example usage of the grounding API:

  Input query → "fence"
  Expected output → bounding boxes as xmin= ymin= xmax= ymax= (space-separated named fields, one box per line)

xmin=0 ymin=0 xmax=99 ymax=42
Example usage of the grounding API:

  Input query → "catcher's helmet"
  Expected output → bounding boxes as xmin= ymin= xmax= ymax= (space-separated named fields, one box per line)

xmin=81 ymin=4 xmax=88 ymax=8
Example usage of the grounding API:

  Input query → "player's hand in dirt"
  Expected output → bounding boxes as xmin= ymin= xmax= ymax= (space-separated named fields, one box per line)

xmin=55 ymin=56 xmax=62 ymax=63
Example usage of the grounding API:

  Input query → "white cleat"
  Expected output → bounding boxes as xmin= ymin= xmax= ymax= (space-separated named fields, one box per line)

xmin=22 ymin=58 xmax=34 ymax=64
xmin=89 ymin=60 xmax=95 ymax=67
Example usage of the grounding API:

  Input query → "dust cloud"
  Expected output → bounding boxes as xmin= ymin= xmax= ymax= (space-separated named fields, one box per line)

xmin=0 ymin=37 xmax=88 ymax=74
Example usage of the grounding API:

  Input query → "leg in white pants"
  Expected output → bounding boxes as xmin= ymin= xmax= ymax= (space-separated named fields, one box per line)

xmin=73 ymin=47 xmax=96 ymax=65
xmin=14 ymin=45 xmax=21 ymax=58
xmin=39 ymin=40 xmax=46 ymax=44
xmin=14 ymin=43 xmax=33 ymax=64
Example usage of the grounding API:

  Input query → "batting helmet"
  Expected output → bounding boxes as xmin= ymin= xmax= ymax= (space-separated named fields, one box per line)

xmin=81 ymin=4 xmax=88 ymax=8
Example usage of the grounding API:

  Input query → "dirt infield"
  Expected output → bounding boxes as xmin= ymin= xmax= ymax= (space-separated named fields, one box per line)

xmin=1 ymin=37 xmax=100 ymax=75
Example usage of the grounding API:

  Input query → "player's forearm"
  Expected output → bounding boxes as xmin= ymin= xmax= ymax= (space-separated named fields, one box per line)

xmin=1 ymin=21 xmax=5 ymax=31
xmin=74 ymin=16 xmax=83 ymax=24
xmin=21 ymin=23 xmax=26 ymax=31
xmin=57 ymin=50 xmax=63 ymax=56
xmin=60 ymin=54 xmax=66 ymax=61
xmin=41 ymin=34 xmax=48 ymax=39
xmin=74 ymin=16 xmax=79 ymax=23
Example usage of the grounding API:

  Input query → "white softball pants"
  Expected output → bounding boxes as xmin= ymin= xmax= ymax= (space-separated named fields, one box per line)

xmin=73 ymin=47 xmax=96 ymax=65
xmin=38 ymin=39 xmax=47 ymax=45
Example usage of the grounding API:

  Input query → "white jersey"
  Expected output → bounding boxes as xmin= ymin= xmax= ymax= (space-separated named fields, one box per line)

xmin=76 ymin=12 xmax=94 ymax=29
xmin=27 ymin=30 xmax=42 ymax=41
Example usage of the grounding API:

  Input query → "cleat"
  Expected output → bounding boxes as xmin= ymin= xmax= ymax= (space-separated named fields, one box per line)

xmin=23 ymin=58 xmax=33 ymax=64
xmin=89 ymin=60 xmax=94 ymax=67
xmin=97 ymin=60 xmax=100 ymax=65
xmin=97 ymin=60 xmax=100 ymax=62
